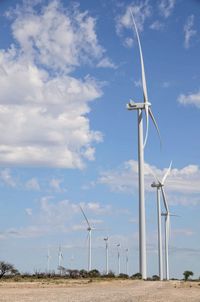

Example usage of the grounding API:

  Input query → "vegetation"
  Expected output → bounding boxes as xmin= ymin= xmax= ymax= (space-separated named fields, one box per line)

xmin=0 ymin=261 xmax=19 ymax=279
xmin=183 ymin=271 xmax=194 ymax=281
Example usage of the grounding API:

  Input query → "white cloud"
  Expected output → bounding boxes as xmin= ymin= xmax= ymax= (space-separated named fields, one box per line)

xmin=178 ymin=90 xmax=200 ymax=108
xmin=123 ymin=37 xmax=134 ymax=48
xmin=11 ymin=1 xmax=104 ymax=72
xmin=0 ymin=1 xmax=106 ymax=168
xmin=49 ymin=178 xmax=65 ymax=192
xmin=0 ymin=168 xmax=16 ymax=187
xmin=25 ymin=178 xmax=40 ymax=191
xmin=158 ymin=0 xmax=176 ymax=18
xmin=183 ymin=15 xmax=197 ymax=49
xmin=96 ymin=57 xmax=117 ymax=69
xmin=150 ymin=21 xmax=164 ymax=31
xmin=98 ymin=160 xmax=200 ymax=204
xmin=116 ymin=0 xmax=152 ymax=35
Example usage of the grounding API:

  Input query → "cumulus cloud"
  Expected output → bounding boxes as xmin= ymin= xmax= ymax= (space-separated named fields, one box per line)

xmin=183 ymin=15 xmax=197 ymax=49
xmin=158 ymin=0 xmax=176 ymax=18
xmin=98 ymin=160 xmax=200 ymax=205
xmin=178 ymin=90 xmax=200 ymax=108
xmin=116 ymin=0 xmax=152 ymax=35
xmin=0 ymin=0 xmax=110 ymax=168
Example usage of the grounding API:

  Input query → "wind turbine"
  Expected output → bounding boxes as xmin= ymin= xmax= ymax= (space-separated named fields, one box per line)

xmin=104 ymin=237 xmax=109 ymax=275
xmin=151 ymin=162 xmax=172 ymax=280
xmin=125 ymin=248 xmax=129 ymax=276
xmin=117 ymin=244 xmax=121 ymax=275
xmin=151 ymin=162 xmax=172 ymax=281
xmin=58 ymin=245 xmax=64 ymax=275
xmin=47 ymin=246 xmax=51 ymax=273
xmin=127 ymin=10 xmax=161 ymax=279
xmin=79 ymin=205 xmax=93 ymax=272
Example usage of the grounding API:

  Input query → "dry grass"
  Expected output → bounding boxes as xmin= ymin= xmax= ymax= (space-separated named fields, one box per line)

xmin=0 ymin=279 xmax=199 ymax=301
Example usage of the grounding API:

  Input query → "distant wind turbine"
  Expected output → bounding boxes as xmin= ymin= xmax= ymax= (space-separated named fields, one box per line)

xmin=117 ymin=244 xmax=121 ymax=275
xmin=151 ymin=162 xmax=172 ymax=281
xmin=125 ymin=248 xmax=129 ymax=276
xmin=104 ymin=237 xmax=109 ymax=275
xmin=79 ymin=205 xmax=95 ymax=272
xmin=58 ymin=245 xmax=64 ymax=274
xmin=127 ymin=10 xmax=161 ymax=279
xmin=47 ymin=246 xmax=51 ymax=273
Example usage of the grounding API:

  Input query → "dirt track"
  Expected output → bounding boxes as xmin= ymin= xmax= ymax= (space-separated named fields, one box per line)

xmin=0 ymin=280 xmax=199 ymax=302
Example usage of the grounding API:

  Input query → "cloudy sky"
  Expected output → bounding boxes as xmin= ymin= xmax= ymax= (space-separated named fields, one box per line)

xmin=0 ymin=0 xmax=200 ymax=278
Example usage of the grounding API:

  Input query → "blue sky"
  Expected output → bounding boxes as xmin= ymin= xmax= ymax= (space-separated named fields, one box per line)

xmin=0 ymin=0 xmax=200 ymax=278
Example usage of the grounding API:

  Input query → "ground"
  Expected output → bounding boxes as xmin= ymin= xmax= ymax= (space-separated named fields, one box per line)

xmin=0 ymin=279 xmax=199 ymax=301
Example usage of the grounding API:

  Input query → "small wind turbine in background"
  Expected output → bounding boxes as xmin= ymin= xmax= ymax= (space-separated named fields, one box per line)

xmin=47 ymin=246 xmax=51 ymax=273
xmin=58 ymin=245 xmax=64 ymax=275
xmin=151 ymin=162 xmax=172 ymax=280
xmin=127 ymin=10 xmax=161 ymax=279
xmin=79 ymin=205 xmax=98 ymax=272
xmin=125 ymin=248 xmax=129 ymax=276
xmin=104 ymin=237 xmax=109 ymax=275
xmin=117 ymin=244 xmax=121 ymax=275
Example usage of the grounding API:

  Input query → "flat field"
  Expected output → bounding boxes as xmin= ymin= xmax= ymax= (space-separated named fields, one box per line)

xmin=0 ymin=279 xmax=199 ymax=302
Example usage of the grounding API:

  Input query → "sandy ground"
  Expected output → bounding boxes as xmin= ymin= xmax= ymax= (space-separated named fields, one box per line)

xmin=0 ymin=279 xmax=199 ymax=302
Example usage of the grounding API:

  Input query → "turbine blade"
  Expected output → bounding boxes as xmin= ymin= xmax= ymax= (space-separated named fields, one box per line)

xmin=161 ymin=186 xmax=169 ymax=213
xmin=147 ymin=164 xmax=160 ymax=184
xmin=130 ymin=10 xmax=148 ymax=103
xmin=148 ymin=108 xmax=162 ymax=147
xmin=79 ymin=205 xmax=91 ymax=228
xmin=143 ymin=104 xmax=149 ymax=148
xmin=162 ymin=161 xmax=172 ymax=185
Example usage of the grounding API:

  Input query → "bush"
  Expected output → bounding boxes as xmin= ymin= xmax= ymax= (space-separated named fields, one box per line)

xmin=152 ymin=275 xmax=160 ymax=281
xmin=118 ymin=273 xmax=129 ymax=279
xmin=88 ymin=269 xmax=101 ymax=278
xmin=79 ymin=269 xmax=88 ymax=278
xmin=131 ymin=272 xmax=142 ymax=280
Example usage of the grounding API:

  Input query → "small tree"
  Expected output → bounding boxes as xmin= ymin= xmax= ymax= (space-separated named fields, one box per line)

xmin=0 ymin=261 xmax=19 ymax=278
xmin=183 ymin=270 xmax=193 ymax=281
xmin=131 ymin=272 xmax=142 ymax=280
xmin=88 ymin=269 xmax=101 ymax=278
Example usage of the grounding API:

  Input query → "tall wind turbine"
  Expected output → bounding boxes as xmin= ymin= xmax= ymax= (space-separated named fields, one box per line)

xmin=117 ymin=244 xmax=121 ymax=275
xmin=151 ymin=162 xmax=172 ymax=281
xmin=79 ymin=206 xmax=93 ymax=272
xmin=104 ymin=237 xmax=109 ymax=275
xmin=127 ymin=11 xmax=161 ymax=279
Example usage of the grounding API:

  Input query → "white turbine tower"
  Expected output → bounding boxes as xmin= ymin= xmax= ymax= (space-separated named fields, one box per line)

xmin=79 ymin=206 xmax=93 ymax=272
xmin=117 ymin=244 xmax=121 ymax=275
xmin=127 ymin=11 xmax=161 ymax=279
xmin=125 ymin=248 xmax=129 ymax=276
xmin=104 ymin=237 xmax=109 ymax=275
xmin=150 ymin=162 xmax=172 ymax=280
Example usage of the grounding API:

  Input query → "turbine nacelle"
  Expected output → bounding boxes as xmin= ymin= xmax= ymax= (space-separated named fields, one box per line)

xmin=127 ymin=100 xmax=151 ymax=110
xmin=151 ymin=181 xmax=163 ymax=188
